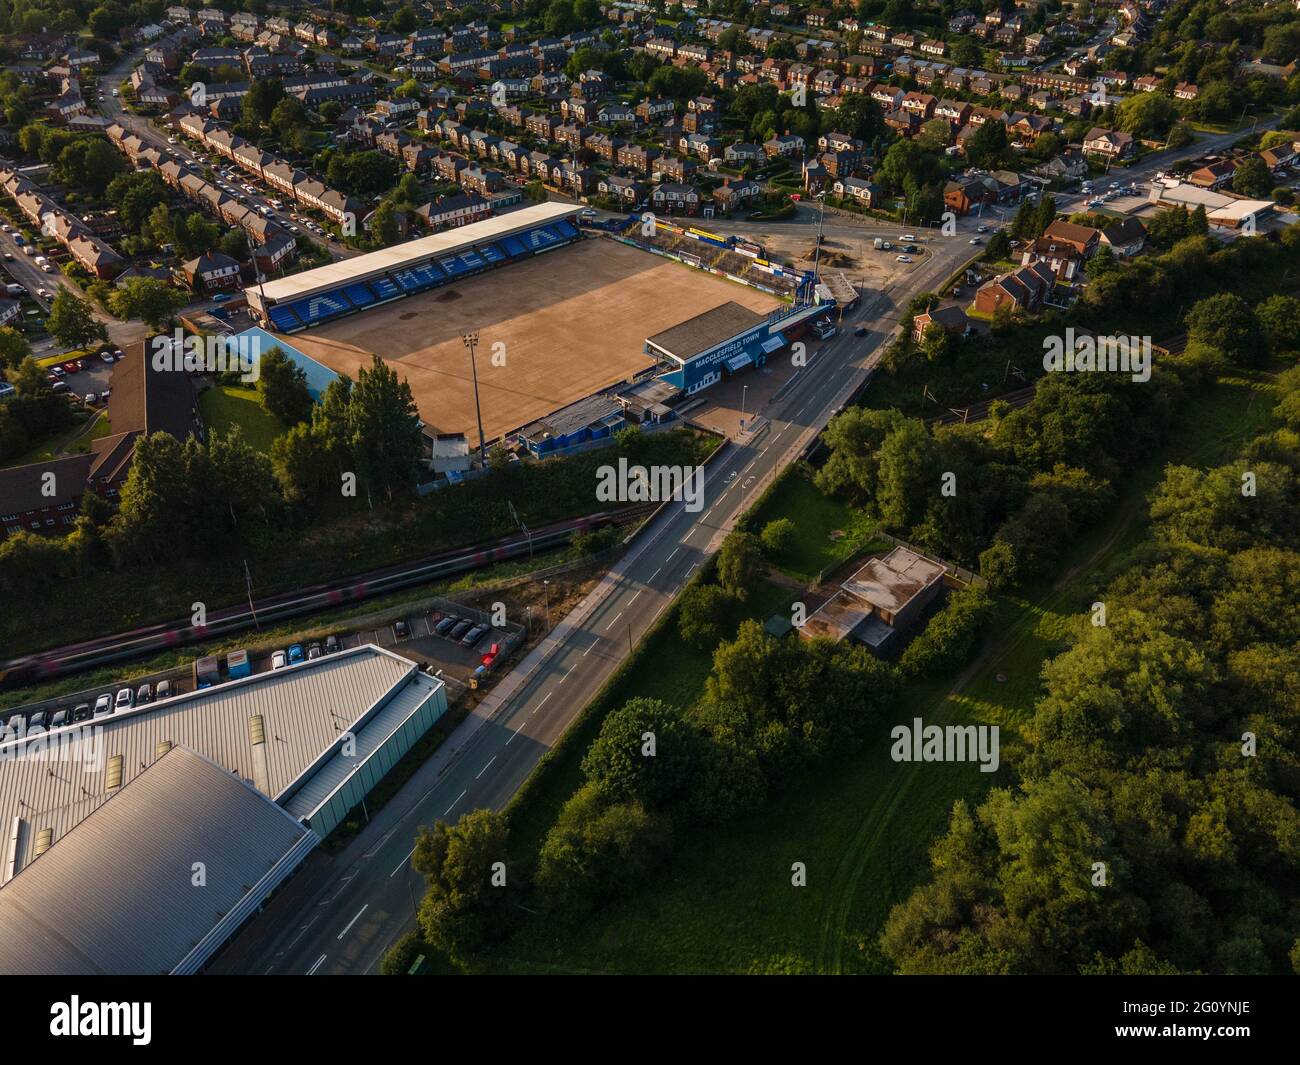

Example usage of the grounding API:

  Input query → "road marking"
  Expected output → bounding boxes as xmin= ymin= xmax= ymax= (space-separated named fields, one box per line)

xmin=627 ymin=590 xmax=641 ymax=604
xmin=605 ymin=610 xmax=624 ymax=630
xmin=476 ymin=756 xmax=497 ymax=779
xmin=582 ymin=637 xmax=597 ymax=656
xmin=443 ymin=789 xmax=466 ymax=816
xmin=307 ymin=954 xmax=328 ymax=975
xmin=535 ymin=692 xmax=552 ymax=714
xmin=686 ymin=562 xmax=698 ymax=577
xmin=390 ymin=847 xmax=416 ymax=877
xmin=337 ymin=904 xmax=368 ymax=940
xmin=507 ymin=720 xmax=526 ymax=744
xmin=648 ymin=566 xmax=662 ymax=583
xmin=666 ymin=547 xmax=679 ymax=563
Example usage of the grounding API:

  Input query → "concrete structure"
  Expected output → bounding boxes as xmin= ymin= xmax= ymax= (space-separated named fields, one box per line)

xmin=801 ymin=548 xmax=947 ymax=649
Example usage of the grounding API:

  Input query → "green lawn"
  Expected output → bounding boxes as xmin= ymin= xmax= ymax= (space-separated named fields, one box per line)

xmin=747 ymin=467 xmax=879 ymax=582
xmin=198 ymin=385 xmax=286 ymax=451
xmin=487 ymin=369 xmax=1279 ymax=975
xmin=2 ymin=410 xmax=107 ymax=469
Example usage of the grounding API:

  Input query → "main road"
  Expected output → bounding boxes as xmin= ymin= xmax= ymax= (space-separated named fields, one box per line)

xmin=218 ymin=221 xmax=979 ymax=976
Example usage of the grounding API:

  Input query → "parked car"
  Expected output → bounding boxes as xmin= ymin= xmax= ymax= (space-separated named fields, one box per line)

xmin=93 ymin=693 xmax=113 ymax=718
xmin=854 ymin=326 xmax=867 ymax=337
xmin=969 ymin=237 xmax=981 ymax=245
xmin=48 ymin=365 xmax=64 ymax=378
xmin=27 ymin=709 xmax=48 ymax=731
xmin=61 ymin=361 xmax=79 ymax=374
xmin=83 ymin=393 xmax=96 ymax=405
xmin=460 ymin=625 xmax=486 ymax=647
xmin=435 ymin=615 xmax=460 ymax=636
xmin=896 ymin=255 xmax=913 ymax=263
xmin=50 ymin=708 xmax=71 ymax=729
xmin=115 ymin=688 xmax=134 ymax=711
xmin=72 ymin=702 xmax=92 ymax=722
xmin=324 ymin=635 xmax=340 ymax=654
xmin=449 ymin=620 xmax=473 ymax=641
xmin=271 ymin=650 xmax=288 ymax=670
xmin=394 ymin=619 xmax=410 ymax=639
xmin=287 ymin=643 xmax=304 ymax=664
xmin=136 ymin=682 xmax=153 ymax=704
xmin=99 ymin=350 xmax=114 ymax=364
xmin=155 ymin=679 xmax=172 ymax=700
xmin=307 ymin=642 xmax=322 ymax=660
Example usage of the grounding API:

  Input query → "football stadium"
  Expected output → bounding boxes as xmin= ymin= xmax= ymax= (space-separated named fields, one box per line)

xmin=246 ymin=203 xmax=834 ymax=445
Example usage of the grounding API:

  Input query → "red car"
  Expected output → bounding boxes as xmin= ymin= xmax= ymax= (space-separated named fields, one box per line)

xmin=61 ymin=361 xmax=79 ymax=374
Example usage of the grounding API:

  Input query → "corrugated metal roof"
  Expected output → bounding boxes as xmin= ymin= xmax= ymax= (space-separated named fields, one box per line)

xmin=0 ymin=746 xmax=315 ymax=975
xmin=249 ymin=201 xmax=582 ymax=305
xmin=0 ymin=645 xmax=413 ymax=879
xmin=282 ymin=671 xmax=442 ymax=821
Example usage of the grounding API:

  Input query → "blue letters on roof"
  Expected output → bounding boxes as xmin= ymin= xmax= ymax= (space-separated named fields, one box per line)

xmin=369 ymin=276 xmax=402 ymax=300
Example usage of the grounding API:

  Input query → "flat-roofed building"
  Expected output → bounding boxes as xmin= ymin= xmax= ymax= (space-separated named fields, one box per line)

xmin=800 ymin=547 xmax=947 ymax=649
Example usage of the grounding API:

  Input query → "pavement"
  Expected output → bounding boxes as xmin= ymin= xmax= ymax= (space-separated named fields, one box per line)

xmin=217 ymin=218 xmax=978 ymax=977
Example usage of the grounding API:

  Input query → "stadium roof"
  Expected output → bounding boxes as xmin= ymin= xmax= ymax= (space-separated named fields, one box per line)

xmin=0 ymin=645 xmax=425 ymax=880
xmin=247 ymin=201 xmax=582 ymax=307
xmin=0 ymin=746 xmax=316 ymax=975
xmin=644 ymin=301 xmax=766 ymax=362
xmin=1148 ymin=183 xmax=1274 ymax=226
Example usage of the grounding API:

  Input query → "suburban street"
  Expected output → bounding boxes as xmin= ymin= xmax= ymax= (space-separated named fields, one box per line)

xmin=218 ymin=223 xmax=976 ymax=976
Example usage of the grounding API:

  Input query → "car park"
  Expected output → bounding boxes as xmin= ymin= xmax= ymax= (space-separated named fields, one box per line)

xmin=461 ymin=625 xmax=486 ymax=647
xmin=271 ymin=650 xmax=288 ymax=670
xmin=325 ymin=635 xmax=340 ymax=654
xmin=394 ymin=619 xmax=410 ymax=639
xmin=435 ymin=615 xmax=460 ymax=637
xmin=93 ymin=693 xmax=113 ymax=718
xmin=287 ymin=644 xmax=304 ymax=664
xmin=449 ymin=620 xmax=473 ymax=641
xmin=50 ymin=708 xmax=71 ymax=729
xmin=72 ymin=702 xmax=92 ymax=722
xmin=307 ymin=642 xmax=322 ymax=660
xmin=155 ymin=679 xmax=172 ymax=700
xmin=136 ymin=683 xmax=152 ymax=705
xmin=115 ymin=688 xmax=133 ymax=711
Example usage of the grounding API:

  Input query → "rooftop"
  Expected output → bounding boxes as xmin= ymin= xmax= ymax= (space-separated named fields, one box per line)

xmin=644 ymin=300 xmax=766 ymax=361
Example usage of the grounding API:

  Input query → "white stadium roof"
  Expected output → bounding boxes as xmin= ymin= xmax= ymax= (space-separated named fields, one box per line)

xmin=246 ymin=201 xmax=582 ymax=309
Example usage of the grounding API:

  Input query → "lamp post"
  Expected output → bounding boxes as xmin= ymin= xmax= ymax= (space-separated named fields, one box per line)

xmin=542 ymin=579 xmax=550 ymax=630
xmin=462 ymin=332 xmax=487 ymax=465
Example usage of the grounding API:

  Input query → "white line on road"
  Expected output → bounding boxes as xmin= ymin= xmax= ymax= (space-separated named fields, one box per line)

xmin=443 ymin=789 xmax=466 ymax=816
xmin=648 ymin=566 xmax=662 ymax=582
xmin=307 ymin=954 xmax=328 ymax=975
xmin=605 ymin=610 xmax=624 ymax=630
xmin=534 ymin=692 xmax=552 ymax=715
xmin=507 ymin=720 xmax=526 ymax=744
xmin=627 ymin=590 xmax=641 ymax=604
xmin=476 ymin=756 xmax=496 ymax=779
xmin=666 ymin=547 xmax=679 ymax=563
xmin=390 ymin=847 xmax=416 ymax=878
xmin=337 ymin=905 xmax=368 ymax=941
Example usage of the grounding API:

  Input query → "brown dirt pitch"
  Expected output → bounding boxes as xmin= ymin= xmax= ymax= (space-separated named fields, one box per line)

xmin=277 ymin=238 xmax=780 ymax=441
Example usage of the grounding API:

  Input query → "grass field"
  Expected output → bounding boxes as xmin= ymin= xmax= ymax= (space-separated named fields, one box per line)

xmin=486 ymin=368 xmax=1279 ymax=975
xmin=2 ymin=410 xmax=107 ymax=469
xmin=197 ymin=385 xmax=286 ymax=451
xmin=280 ymin=238 xmax=779 ymax=441
xmin=746 ymin=466 xmax=880 ymax=581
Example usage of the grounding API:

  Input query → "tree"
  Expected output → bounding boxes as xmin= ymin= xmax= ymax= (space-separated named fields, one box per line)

xmin=760 ymin=517 xmax=796 ymax=555
xmin=108 ymin=278 xmax=187 ymax=329
xmin=678 ymin=582 xmax=730 ymax=648
xmin=1117 ymin=92 xmax=1178 ymax=138
xmin=257 ymin=346 xmax=314 ymax=426
xmin=581 ymin=697 xmax=710 ymax=811
xmin=107 ymin=170 xmax=167 ymax=234
xmin=0 ymin=326 xmax=30 ymax=370
xmin=369 ymin=199 xmax=400 ymax=246
xmin=271 ymin=421 xmax=333 ymax=504
xmin=412 ymin=810 xmax=515 ymax=959
xmin=966 ymin=119 xmax=1009 ymax=169
xmin=1256 ymin=294 xmax=1300 ymax=356
xmin=46 ymin=290 xmax=106 ymax=349
xmin=1232 ymin=156 xmax=1273 ymax=198
xmin=348 ymin=354 xmax=423 ymax=502
xmin=243 ymin=78 xmax=285 ymax=128
xmin=1185 ymin=293 xmax=1265 ymax=367
xmin=55 ymin=137 xmax=125 ymax=196
xmin=716 ymin=530 xmax=765 ymax=599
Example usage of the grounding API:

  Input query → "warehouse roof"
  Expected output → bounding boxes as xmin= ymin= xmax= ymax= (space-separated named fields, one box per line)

xmin=247 ymin=201 xmax=582 ymax=305
xmin=0 ymin=645 xmax=419 ymax=880
xmin=0 ymin=746 xmax=316 ymax=975
xmin=644 ymin=301 xmax=766 ymax=361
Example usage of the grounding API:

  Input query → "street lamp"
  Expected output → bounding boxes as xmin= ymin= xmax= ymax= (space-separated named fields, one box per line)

xmin=542 ymin=579 xmax=550 ymax=630
xmin=741 ymin=384 xmax=748 ymax=429
xmin=462 ymin=332 xmax=487 ymax=465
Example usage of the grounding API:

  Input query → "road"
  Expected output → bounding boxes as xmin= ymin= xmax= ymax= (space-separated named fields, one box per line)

xmin=219 ymin=221 xmax=978 ymax=976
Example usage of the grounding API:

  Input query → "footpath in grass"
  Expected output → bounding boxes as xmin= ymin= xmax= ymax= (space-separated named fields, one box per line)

xmin=197 ymin=384 xmax=287 ymax=451
xmin=490 ymin=370 xmax=1277 ymax=975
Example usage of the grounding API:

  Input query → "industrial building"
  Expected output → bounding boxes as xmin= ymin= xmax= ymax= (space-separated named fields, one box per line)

xmin=0 ymin=645 xmax=447 ymax=973
xmin=801 ymin=547 xmax=947 ymax=649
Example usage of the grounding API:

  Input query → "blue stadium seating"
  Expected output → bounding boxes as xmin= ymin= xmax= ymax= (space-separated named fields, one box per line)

xmin=499 ymin=235 xmax=528 ymax=258
xmin=551 ymin=219 xmax=578 ymax=240
xmin=520 ymin=225 xmax=562 ymax=251
xmin=267 ymin=305 xmax=302 ymax=331
xmin=477 ymin=242 xmax=507 ymax=264
xmin=284 ymin=290 xmax=350 ymax=326
xmin=343 ymin=283 xmax=375 ymax=308
xmin=370 ymin=276 xmax=402 ymax=300
xmin=438 ymin=254 xmax=475 ymax=278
